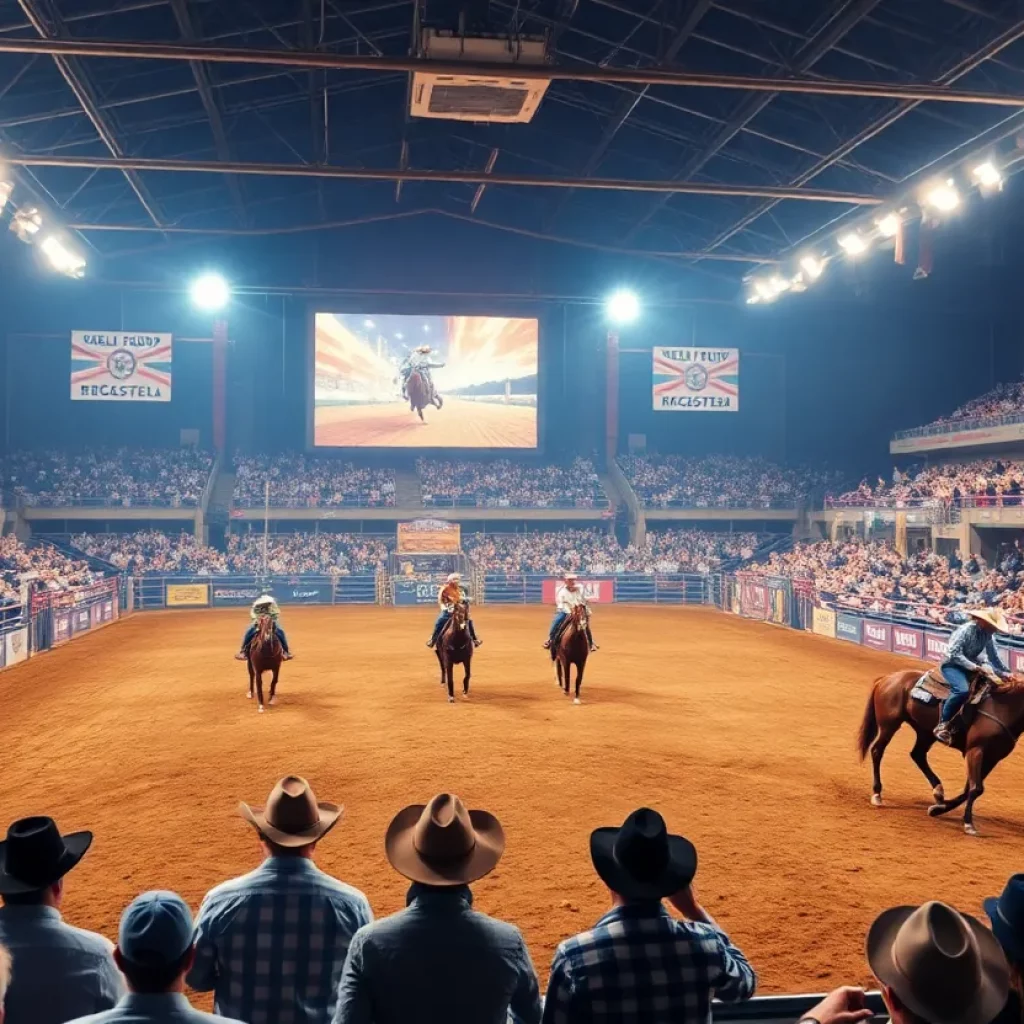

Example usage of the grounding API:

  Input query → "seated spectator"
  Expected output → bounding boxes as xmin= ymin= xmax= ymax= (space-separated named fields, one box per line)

xmin=0 ymin=940 xmax=10 ymax=1024
xmin=419 ymin=458 xmax=605 ymax=508
xmin=226 ymin=532 xmax=392 ymax=575
xmin=910 ymin=378 xmax=1024 ymax=433
xmin=233 ymin=455 xmax=395 ymax=508
xmin=0 ymin=816 xmax=123 ymax=1024
xmin=0 ymin=536 xmax=95 ymax=594
xmin=542 ymin=808 xmax=755 ymax=1024
xmin=985 ymin=874 xmax=1024 ymax=1024
xmin=831 ymin=459 xmax=1024 ymax=509
xmin=189 ymin=776 xmax=373 ymax=1024
xmin=69 ymin=891 xmax=242 ymax=1023
xmin=71 ymin=531 xmax=229 ymax=576
xmin=334 ymin=793 xmax=541 ymax=1024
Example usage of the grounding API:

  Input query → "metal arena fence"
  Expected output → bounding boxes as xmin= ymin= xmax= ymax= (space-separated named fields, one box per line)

xmin=131 ymin=574 xmax=380 ymax=610
xmin=480 ymin=573 xmax=721 ymax=606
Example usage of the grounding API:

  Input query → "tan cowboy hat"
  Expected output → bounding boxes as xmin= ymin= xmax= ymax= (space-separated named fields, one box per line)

xmin=385 ymin=793 xmax=504 ymax=887
xmin=563 ymin=572 xmax=578 ymax=580
xmin=239 ymin=776 xmax=343 ymax=848
xmin=867 ymin=901 xmax=1009 ymax=1024
xmin=968 ymin=607 xmax=1011 ymax=633
xmin=446 ymin=573 xmax=461 ymax=582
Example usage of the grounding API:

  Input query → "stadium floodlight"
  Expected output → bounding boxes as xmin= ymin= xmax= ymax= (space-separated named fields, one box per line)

xmin=875 ymin=212 xmax=901 ymax=238
xmin=363 ymin=319 xmax=375 ymax=329
xmin=0 ymin=179 xmax=12 ymax=215
xmin=972 ymin=161 xmax=1003 ymax=191
xmin=10 ymin=206 xmax=42 ymax=243
xmin=40 ymin=235 xmax=86 ymax=278
xmin=189 ymin=272 xmax=230 ymax=311
xmin=604 ymin=289 xmax=641 ymax=325
xmin=752 ymin=278 xmax=776 ymax=302
xmin=838 ymin=231 xmax=869 ymax=256
xmin=798 ymin=254 xmax=824 ymax=280
xmin=923 ymin=179 xmax=960 ymax=213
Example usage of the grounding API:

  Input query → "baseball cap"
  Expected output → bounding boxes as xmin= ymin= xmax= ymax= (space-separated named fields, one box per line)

xmin=118 ymin=890 xmax=195 ymax=967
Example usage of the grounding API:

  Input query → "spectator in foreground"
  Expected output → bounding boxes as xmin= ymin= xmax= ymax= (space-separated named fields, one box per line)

xmin=0 ymin=940 xmax=10 ymax=1024
xmin=188 ymin=776 xmax=372 ymax=1024
xmin=542 ymin=808 xmax=755 ymax=1024
xmin=986 ymin=875 xmax=1024 ymax=1024
xmin=334 ymin=793 xmax=541 ymax=1024
xmin=0 ymin=816 xmax=123 ymax=1024
xmin=68 ymin=891 xmax=242 ymax=1024
xmin=866 ymin=900 xmax=1007 ymax=1024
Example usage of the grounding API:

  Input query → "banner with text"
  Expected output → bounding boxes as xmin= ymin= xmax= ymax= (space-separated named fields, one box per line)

xmin=71 ymin=332 xmax=172 ymax=402
xmin=652 ymin=347 xmax=739 ymax=412
xmin=166 ymin=583 xmax=210 ymax=607
xmin=862 ymin=620 xmax=891 ymax=652
xmin=892 ymin=625 xmax=924 ymax=658
xmin=739 ymin=578 xmax=768 ymax=619
xmin=397 ymin=520 xmax=461 ymax=554
xmin=812 ymin=606 xmax=837 ymax=638
xmin=836 ymin=612 xmax=862 ymax=643
xmin=541 ymin=579 xmax=615 ymax=604
xmin=5 ymin=628 xmax=28 ymax=666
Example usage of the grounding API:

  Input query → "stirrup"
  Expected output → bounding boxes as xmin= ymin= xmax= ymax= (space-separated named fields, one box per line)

xmin=933 ymin=723 xmax=953 ymax=745
xmin=542 ymin=640 xmax=551 ymax=649
xmin=235 ymin=652 xmax=247 ymax=660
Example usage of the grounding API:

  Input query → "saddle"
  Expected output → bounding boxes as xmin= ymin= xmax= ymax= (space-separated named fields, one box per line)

xmin=911 ymin=669 xmax=994 ymax=717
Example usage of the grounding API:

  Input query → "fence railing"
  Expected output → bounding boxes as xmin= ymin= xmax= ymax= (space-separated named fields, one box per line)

xmin=422 ymin=494 xmax=609 ymax=509
xmin=893 ymin=409 xmax=1024 ymax=440
xmin=638 ymin=497 xmax=799 ymax=511
xmin=478 ymin=573 xmax=720 ymax=606
xmin=826 ymin=492 xmax=1024 ymax=511
xmin=132 ymin=573 xmax=379 ymax=610
xmin=18 ymin=495 xmax=204 ymax=509
xmin=28 ymin=577 xmax=122 ymax=654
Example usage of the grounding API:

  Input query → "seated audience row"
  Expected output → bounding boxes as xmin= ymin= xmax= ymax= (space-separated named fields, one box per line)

xmin=916 ymin=377 xmax=1024 ymax=430
xmin=232 ymin=455 xmax=395 ymax=508
xmin=71 ymin=531 xmax=229 ymax=575
xmin=0 ymin=535 xmax=96 ymax=600
xmin=418 ymin=458 xmax=606 ymax=508
xmin=2 ymin=449 xmax=213 ymax=507
xmin=619 ymin=454 xmax=844 ymax=508
xmin=226 ymin=532 xmax=392 ymax=575
xmin=0 ymin=782 xmax=1019 ymax=1024
xmin=833 ymin=460 xmax=1024 ymax=507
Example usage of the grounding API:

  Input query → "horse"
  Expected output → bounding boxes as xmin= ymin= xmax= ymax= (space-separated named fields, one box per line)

xmin=857 ymin=668 xmax=1024 ymax=836
xmin=247 ymin=613 xmax=283 ymax=714
xmin=407 ymin=369 xmax=442 ymax=422
xmin=553 ymin=603 xmax=589 ymax=705
xmin=436 ymin=600 xmax=472 ymax=704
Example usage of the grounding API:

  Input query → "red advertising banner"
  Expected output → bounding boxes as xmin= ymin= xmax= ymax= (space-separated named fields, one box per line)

xmin=739 ymin=579 xmax=769 ymax=620
xmin=1009 ymin=649 xmax=1024 ymax=676
xmin=924 ymin=633 xmax=949 ymax=663
xmin=861 ymin=620 xmax=891 ymax=652
xmin=541 ymin=579 xmax=615 ymax=604
xmin=892 ymin=625 xmax=924 ymax=658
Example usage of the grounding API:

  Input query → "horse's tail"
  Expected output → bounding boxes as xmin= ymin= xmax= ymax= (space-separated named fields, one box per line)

xmin=857 ymin=680 xmax=881 ymax=761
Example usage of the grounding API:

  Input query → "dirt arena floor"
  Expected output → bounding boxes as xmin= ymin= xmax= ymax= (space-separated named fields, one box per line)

xmin=3 ymin=605 xmax=1023 ymax=1000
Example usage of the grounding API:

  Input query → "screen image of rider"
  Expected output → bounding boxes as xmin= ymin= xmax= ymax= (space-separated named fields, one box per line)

xmin=313 ymin=313 xmax=539 ymax=448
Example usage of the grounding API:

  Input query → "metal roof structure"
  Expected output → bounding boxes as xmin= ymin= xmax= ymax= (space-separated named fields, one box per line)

xmin=2 ymin=0 xmax=1024 ymax=294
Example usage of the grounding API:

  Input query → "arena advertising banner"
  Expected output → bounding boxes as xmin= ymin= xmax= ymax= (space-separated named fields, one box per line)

xmin=4 ymin=628 xmax=28 ymax=666
xmin=924 ymin=633 xmax=949 ymax=663
xmin=54 ymin=611 xmax=71 ymax=645
xmin=540 ymin=579 xmax=616 ymax=604
xmin=313 ymin=313 xmax=539 ymax=448
xmin=394 ymin=579 xmax=444 ymax=606
xmin=836 ymin=612 xmax=862 ymax=643
xmin=71 ymin=332 xmax=172 ymax=402
xmin=267 ymin=578 xmax=332 ymax=604
xmin=892 ymin=625 xmax=924 ymax=658
xmin=397 ymin=520 xmax=461 ymax=554
xmin=397 ymin=554 xmax=459 ymax=575
xmin=166 ymin=583 xmax=210 ymax=607
xmin=652 ymin=347 xmax=739 ymax=412
xmin=1008 ymin=649 xmax=1024 ymax=676
xmin=738 ymin=578 xmax=768 ymax=619
xmin=812 ymin=606 xmax=837 ymax=638
xmin=861 ymin=620 xmax=891 ymax=652
xmin=212 ymin=584 xmax=262 ymax=607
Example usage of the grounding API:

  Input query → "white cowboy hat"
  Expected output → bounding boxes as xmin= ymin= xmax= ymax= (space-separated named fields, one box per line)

xmin=563 ymin=572 xmax=579 ymax=580
xmin=446 ymin=573 xmax=461 ymax=582
xmin=254 ymin=594 xmax=275 ymax=605
xmin=968 ymin=608 xmax=1011 ymax=633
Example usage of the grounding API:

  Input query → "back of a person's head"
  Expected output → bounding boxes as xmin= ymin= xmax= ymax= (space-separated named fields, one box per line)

xmin=118 ymin=949 xmax=191 ymax=995
xmin=1 ymin=887 xmax=49 ymax=908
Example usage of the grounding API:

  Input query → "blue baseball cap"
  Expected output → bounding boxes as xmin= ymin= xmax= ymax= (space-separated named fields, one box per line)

xmin=118 ymin=891 xmax=195 ymax=967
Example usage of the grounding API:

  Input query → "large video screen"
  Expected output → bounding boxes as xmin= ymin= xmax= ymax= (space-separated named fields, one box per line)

xmin=313 ymin=313 xmax=538 ymax=448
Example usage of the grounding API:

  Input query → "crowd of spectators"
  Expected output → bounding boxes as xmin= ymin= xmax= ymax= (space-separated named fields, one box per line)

xmin=1 ymin=448 xmax=213 ymax=507
xmin=226 ymin=532 xmax=392 ymax=575
xmin=917 ymin=378 xmax=1024 ymax=430
xmin=833 ymin=460 xmax=1024 ymax=508
xmin=233 ymin=455 xmax=395 ymax=508
xmin=0 ymin=783 xmax=1019 ymax=1024
xmin=419 ymin=458 xmax=606 ymax=508
xmin=0 ymin=535 xmax=96 ymax=606
xmin=618 ymin=454 xmax=843 ymax=509
xmin=465 ymin=528 xmax=769 ymax=575
xmin=70 ymin=531 xmax=229 ymax=576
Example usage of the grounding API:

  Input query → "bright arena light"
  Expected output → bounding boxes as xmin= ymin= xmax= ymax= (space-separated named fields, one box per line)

xmin=875 ymin=212 xmax=901 ymax=238
xmin=40 ymin=235 xmax=86 ymax=278
xmin=189 ymin=272 xmax=230 ymax=311
xmin=838 ymin=231 xmax=869 ymax=256
xmin=798 ymin=254 xmax=824 ymax=280
xmin=363 ymin=319 xmax=375 ymax=329
xmin=605 ymin=289 xmax=641 ymax=325
xmin=923 ymin=180 xmax=960 ymax=213
xmin=0 ymin=179 xmax=12 ymax=215
xmin=972 ymin=161 xmax=1003 ymax=190
xmin=10 ymin=206 xmax=42 ymax=243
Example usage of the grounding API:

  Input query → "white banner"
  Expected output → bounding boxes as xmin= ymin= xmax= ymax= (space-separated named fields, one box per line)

xmin=652 ymin=347 xmax=739 ymax=412
xmin=5 ymin=628 xmax=28 ymax=666
xmin=71 ymin=332 xmax=172 ymax=402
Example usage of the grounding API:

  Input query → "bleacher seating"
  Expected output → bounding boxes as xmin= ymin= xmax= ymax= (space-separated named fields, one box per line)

xmin=418 ymin=458 xmax=607 ymax=508
xmin=232 ymin=454 xmax=395 ymax=508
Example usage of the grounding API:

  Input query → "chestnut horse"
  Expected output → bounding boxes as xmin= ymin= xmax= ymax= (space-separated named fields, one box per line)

xmin=436 ymin=600 xmax=472 ymax=704
xmin=553 ymin=603 xmax=589 ymax=704
xmin=247 ymin=613 xmax=282 ymax=714
xmin=858 ymin=668 xmax=1024 ymax=836
xmin=407 ymin=369 xmax=442 ymax=422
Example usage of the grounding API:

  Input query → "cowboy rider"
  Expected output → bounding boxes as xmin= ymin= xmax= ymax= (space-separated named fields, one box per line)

xmin=427 ymin=572 xmax=482 ymax=649
xmin=235 ymin=593 xmax=294 ymax=661
xmin=400 ymin=345 xmax=445 ymax=401
xmin=543 ymin=572 xmax=598 ymax=652
xmin=933 ymin=607 xmax=1012 ymax=745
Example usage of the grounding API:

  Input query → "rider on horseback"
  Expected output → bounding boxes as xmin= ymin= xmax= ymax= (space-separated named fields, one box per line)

xmin=235 ymin=593 xmax=294 ymax=661
xmin=933 ymin=607 xmax=1011 ymax=745
xmin=426 ymin=573 xmax=482 ymax=649
xmin=400 ymin=345 xmax=445 ymax=402
xmin=543 ymin=573 xmax=598 ymax=652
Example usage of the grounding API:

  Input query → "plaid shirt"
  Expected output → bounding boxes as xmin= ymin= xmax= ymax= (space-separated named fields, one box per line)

xmin=187 ymin=857 xmax=373 ymax=1024
xmin=542 ymin=904 xmax=755 ymax=1024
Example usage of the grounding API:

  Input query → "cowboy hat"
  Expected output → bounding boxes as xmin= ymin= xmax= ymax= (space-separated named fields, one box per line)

xmin=563 ymin=572 xmax=578 ymax=580
xmin=590 ymin=808 xmax=696 ymax=901
xmin=239 ymin=776 xmax=343 ymax=848
xmin=985 ymin=874 xmax=1024 ymax=964
xmin=867 ymin=901 xmax=1009 ymax=1024
xmin=254 ymin=594 xmax=275 ymax=606
xmin=416 ymin=344 xmax=432 ymax=352
xmin=0 ymin=816 xmax=92 ymax=895
xmin=446 ymin=573 xmax=461 ymax=582
xmin=968 ymin=607 xmax=1011 ymax=633
xmin=385 ymin=793 xmax=504 ymax=887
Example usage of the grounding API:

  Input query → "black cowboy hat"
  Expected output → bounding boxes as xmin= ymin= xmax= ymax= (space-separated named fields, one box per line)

xmin=986 ymin=874 xmax=1024 ymax=965
xmin=590 ymin=808 xmax=697 ymax=901
xmin=0 ymin=816 xmax=93 ymax=895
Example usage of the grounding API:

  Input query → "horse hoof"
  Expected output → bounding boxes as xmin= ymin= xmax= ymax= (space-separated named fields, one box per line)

xmin=965 ymin=824 xmax=979 ymax=837
xmin=258 ymin=706 xmax=265 ymax=714
xmin=871 ymin=794 xmax=883 ymax=807
xmin=269 ymin=697 xmax=277 ymax=706
xmin=573 ymin=698 xmax=581 ymax=705
xmin=933 ymin=788 xmax=946 ymax=804
xmin=928 ymin=803 xmax=946 ymax=817
xmin=447 ymin=696 xmax=455 ymax=704
xmin=461 ymin=693 xmax=469 ymax=700
xmin=246 ymin=693 xmax=252 ymax=699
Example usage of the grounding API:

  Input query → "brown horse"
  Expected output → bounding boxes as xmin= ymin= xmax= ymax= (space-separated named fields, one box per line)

xmin=553 ymin=604 xmax=589 ymax=704
xmin=407 ymin=369 xmax=442 ymax=422
xmin=858 ymin=668 xmax=1024 ymax=836
xmin=436 ymin=601 xmax=472 ymax=704
xmin=247 ymin=614 xmax=282 ymax=714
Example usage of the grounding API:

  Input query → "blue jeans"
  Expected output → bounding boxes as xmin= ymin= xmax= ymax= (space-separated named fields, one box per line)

xmin=242 ymin=623 xmax=289 ymax=653
xmin=940 ymin=664 xmax=970 ymax=722
xmin=429 ymin=610 xmax=478 ymax=645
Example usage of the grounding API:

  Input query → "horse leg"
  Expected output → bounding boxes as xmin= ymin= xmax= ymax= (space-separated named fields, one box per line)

xmin=417 ymin=405 xmax=424 ymax=422
xmin=573 ymin=661 xmax=584 ymax=704
xmin=269 ymin=665 xmax=279 ymax=706
xmin=962 ymin=746 xmax=998 ymax=837
xmin=909 ymin=731 xmax=945 ymax=805
xmin=247 ymin=659 xmax=254 ymax=699
xmin=462 ymin=657 xmax=471 ymax=699
xmin=446 ymin=661 xmax=455 ymax=704
xmin=255 ymin=668 xmax=265 ymax=713
xmin=869 ymin=720 xmax=900 ymax=807
xmin=437 ymin=650 xmax=445 ymax=686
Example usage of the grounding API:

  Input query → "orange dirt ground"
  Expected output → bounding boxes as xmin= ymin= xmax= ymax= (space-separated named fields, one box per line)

xmin=2 ymin=605 xmax=1022 ymax=1000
